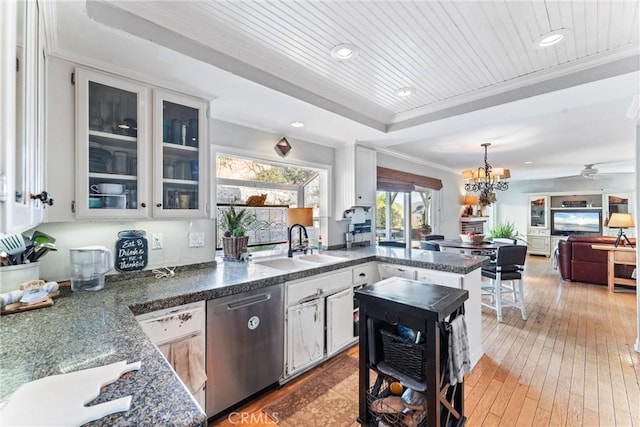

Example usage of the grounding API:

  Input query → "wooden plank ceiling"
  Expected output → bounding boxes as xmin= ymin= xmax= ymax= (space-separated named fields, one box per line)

xmin=110 ymin=0 xmax=639 ymax=121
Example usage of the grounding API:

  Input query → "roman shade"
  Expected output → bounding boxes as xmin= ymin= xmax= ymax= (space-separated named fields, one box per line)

xmin=377 ymin=166 xmax=443 ymax=192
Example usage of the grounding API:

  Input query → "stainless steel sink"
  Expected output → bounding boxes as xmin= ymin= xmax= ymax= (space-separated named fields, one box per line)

xmin=254 ymin=257 xmax=318 ymax=271
xmin=297 ymin=254 xmax=345 ymax=264
xmin=254 ymin=253 xmax=346 ymax=271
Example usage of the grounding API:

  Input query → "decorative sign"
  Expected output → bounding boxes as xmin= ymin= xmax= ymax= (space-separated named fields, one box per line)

xmin=115 ymin=230 xmax=148 ymax=272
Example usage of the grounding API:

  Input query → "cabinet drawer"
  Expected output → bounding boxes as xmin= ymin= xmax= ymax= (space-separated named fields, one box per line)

xmin=527 ymin=228 xmax=550 ymax=236
xmin=287 ymin=269 xmax=352 ymax=305
xmin=378 ymin=264 xmax=416 ymax=280
xmin=614 ymin=251 xmax=636 ymax=264
xmin=415 ymin=268 xmax=462 ymax=289
xmin=353 ymin=262 xmax=380 ymax=285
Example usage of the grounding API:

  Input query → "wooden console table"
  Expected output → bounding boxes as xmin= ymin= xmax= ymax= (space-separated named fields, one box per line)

xmin=591 ymin=245 xmax=637 ymax=292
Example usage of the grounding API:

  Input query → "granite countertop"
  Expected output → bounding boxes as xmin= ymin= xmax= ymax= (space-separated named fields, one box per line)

xmin=0 ymin=246 xmax=487 ymax=426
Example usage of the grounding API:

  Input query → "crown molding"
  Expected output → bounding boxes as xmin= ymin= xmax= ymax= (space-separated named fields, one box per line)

xmin=39 ymin=0 xmax=59 ymax=55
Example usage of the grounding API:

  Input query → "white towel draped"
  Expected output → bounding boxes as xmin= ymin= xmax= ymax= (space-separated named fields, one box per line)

xmin=447 ymin=314 xmax=471 ymax=386
xmin=159 ymin=336 xmax=207 ymax=394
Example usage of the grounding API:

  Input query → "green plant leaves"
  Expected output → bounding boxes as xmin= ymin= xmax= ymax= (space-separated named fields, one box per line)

xmin=220 ymin=205 xmax=255 ymax=237
xmin=489 ymin=221 xmax=524 ymax=241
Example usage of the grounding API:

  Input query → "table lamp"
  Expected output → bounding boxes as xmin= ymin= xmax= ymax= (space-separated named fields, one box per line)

xmin=287 ymin=208 xmax=314 ymax=252
xmin=607 ymin=212 xmax=635 ymax=247
xmin=463 ymin=195 xmax=479 ymax=216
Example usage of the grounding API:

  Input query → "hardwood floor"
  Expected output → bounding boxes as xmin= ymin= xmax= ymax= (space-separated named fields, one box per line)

xmin=209 ymin=256 xmax=639 ymax=426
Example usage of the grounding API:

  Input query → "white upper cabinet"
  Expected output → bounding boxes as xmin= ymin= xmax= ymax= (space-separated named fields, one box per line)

xmin=74 ymin=70 xmax=209 ymax=219
xmin=152 ymin=90 xmax=208 ymax=218
xmin=1 ymin=1 xmax=49 ymax=233
xmin=75 ymin=69 xmax=149 ymax=219
xmin=334 ymin=144 xmax=376 ymax=219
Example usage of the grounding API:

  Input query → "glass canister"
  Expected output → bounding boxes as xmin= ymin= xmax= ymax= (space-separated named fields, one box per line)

xmin=113 ymin=151 xmax=128 ymax=174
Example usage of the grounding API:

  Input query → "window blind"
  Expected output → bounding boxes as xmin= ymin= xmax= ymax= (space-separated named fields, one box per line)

xmin=377 ymin=166 xmax=443 ymax=192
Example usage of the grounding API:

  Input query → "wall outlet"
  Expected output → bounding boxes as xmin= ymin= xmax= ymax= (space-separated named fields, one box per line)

xmin=152 ymin=233 xmax=163 ymax=250
xmin=189 ymin=232 xmax=205 ymax=248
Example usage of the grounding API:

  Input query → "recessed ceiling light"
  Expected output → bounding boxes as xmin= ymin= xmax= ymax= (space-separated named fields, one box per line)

xmin=524 ymin=161 xmax=534 ymax=165
xmin=533 ymin=28 xmax=572 ymax=49
xmin=290 ymin=121 xmax=304 ymax=128
xmin=330 ymin=43 xmax=359 ymax=61
xmin=396 ymin=87 xmax=414 ymax=97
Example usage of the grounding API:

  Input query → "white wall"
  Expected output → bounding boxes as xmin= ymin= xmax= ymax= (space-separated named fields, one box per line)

xmin=210 ymin=119 xmax=351 ymax=248
xmin=376 ymin=152 xmax=463 ymax=239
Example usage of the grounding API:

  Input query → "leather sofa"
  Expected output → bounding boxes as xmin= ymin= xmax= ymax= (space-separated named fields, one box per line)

xmin=558 ymin=235 xmax=636 ymax=285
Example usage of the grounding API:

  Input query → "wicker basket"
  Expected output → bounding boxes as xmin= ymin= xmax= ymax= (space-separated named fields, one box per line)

xmin=380 ymin=329 xmax=427 ymax=382
xmin=367 ymin=379 xmax=427 ymax=427
xmin=222 ymin=236 xmax=249 ymax=261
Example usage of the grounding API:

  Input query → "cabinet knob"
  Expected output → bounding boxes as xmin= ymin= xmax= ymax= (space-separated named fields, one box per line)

xmin=156 ymin=203 xmax=162 ymax=208
xmin=140 ymin=203 xmax=146 ymax=208
xmin=30 ymin=191 xmax=54 ymax=207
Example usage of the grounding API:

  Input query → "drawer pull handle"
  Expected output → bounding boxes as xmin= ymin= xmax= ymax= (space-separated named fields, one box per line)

xmin=359 ymin=273 xmax=366 ymax=277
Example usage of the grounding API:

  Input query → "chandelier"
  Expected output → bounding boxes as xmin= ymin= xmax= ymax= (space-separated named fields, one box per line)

xmin=462 ymin=143 xmax=510 ymax=206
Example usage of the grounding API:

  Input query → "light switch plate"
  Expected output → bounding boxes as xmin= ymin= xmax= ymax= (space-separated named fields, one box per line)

xmin=189 ymin=232 xmax=205 ymax=248
xmin=152 ymin=233 xmax=163 ymax=250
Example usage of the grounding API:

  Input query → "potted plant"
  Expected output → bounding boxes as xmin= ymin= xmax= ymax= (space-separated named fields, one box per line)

xmin=418 ymin=216 xmax=432 ymax=239
xmin=489 ymin=221 xmax=525 ymax=243
xmin=219 ymin=205 xmax=255 ymax=260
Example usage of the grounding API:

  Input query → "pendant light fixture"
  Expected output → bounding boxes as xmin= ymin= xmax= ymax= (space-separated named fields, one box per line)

xmin=462 ymin=143 xmax=510 ymax=206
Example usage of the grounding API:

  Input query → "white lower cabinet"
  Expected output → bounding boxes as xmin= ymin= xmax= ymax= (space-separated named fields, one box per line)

xmin=326 ymin=287 xmax=354 ymax=356
xmin=286 ymin=299 xmax=325 ymax=377
xmin=526 ymin=227 xmax=551 ymax=256
xmin=413 ymin=266 xmax=483 ymax=369
xmin=283 ymin=268 xmax=353 ymax=381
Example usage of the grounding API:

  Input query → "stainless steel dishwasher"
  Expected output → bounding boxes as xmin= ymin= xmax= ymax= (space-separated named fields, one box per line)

xmin=206 ymin=284 xmax=284 ymax=418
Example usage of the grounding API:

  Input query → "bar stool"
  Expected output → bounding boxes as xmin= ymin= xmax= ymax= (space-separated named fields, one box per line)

xmin=420 ymin=241 xmax=441 ymax=251
xmin=481 ymin=245 xmax=528 ymax=322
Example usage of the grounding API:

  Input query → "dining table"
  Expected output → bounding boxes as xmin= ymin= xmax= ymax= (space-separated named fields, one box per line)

xmin=437 ymin=239 xmax=513 ymax=255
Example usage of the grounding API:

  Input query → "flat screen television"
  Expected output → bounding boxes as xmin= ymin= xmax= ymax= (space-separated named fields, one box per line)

xmin=551 ymin=209 xmax=602 ymax=235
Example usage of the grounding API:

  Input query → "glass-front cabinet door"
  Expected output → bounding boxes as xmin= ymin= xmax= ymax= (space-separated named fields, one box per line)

xmin=75 ymin=69 xmax=148 ymax=218
xmin=152 ymin=90 xmax=208 ymax=218
xmin=1 ymin=0 xmax=48 ymax=233
xmin=528 ymin=195 xmax=548 ymax=228
xmin=603 ymin=192 xmax=634 ymax=237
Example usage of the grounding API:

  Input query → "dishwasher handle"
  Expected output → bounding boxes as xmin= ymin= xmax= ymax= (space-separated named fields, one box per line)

xmin=226 ymin=293 xmax=271 ymax=310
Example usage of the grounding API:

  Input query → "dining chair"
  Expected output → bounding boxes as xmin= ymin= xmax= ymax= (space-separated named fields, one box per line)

xmin=420 ymin=241 xmax=440 ymax=251
xmin=480 ymin=245 xmax=527 ymax=322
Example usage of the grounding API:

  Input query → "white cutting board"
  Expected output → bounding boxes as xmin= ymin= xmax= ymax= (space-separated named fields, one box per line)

xmin=1 ymin=360 xmax=141 ymax=426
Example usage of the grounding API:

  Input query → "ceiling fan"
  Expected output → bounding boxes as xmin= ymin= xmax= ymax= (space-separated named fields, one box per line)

xmin=579 ymin=164 xmax=601 ymax=179
xmin=558 ymin=162 xmax=621 ymax=180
